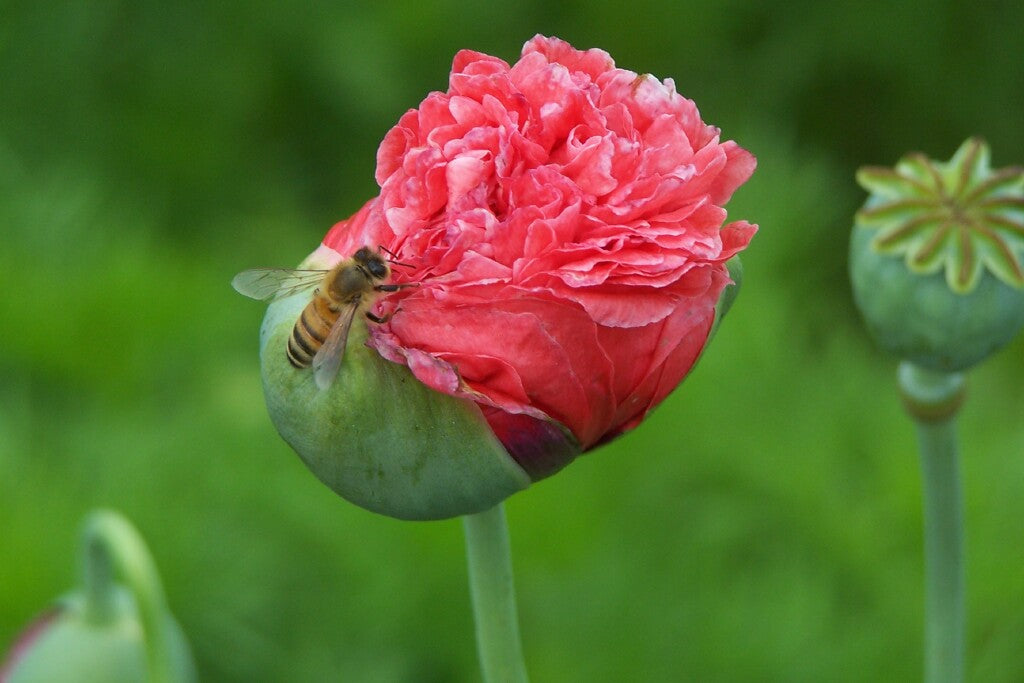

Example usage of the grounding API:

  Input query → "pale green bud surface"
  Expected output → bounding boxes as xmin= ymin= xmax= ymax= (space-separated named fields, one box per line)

xmin=850 ymin=138 xmax=1024 ymax=371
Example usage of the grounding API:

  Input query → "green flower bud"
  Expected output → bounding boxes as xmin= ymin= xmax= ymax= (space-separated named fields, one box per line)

xmin=1 ymin=511 xmax=195 ymax=683
xmin=850 ymin=138 xmax=1024 ymax=371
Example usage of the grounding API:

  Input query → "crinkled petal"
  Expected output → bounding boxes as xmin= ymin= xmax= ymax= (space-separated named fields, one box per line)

xmin=328 ymin=35 xmax=756 ymax=450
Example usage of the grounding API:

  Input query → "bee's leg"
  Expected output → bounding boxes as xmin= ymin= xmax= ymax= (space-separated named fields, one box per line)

xmin=374 ymin=283 xmax=418 ymax=292
xmin=365 ymin=311 xmax=393 ymax=324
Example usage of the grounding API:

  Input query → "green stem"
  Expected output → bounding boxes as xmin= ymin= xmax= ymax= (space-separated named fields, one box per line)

xmin=899 ymin=363 xmax=966 ymax=683
xmin=81 ymin=510 xmax=175 ymax=683
xmin=463 ymin=503 xmax=529 ymax=683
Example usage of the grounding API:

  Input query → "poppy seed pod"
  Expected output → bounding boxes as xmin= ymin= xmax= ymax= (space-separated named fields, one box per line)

xmin=245 ymin=36 xmax=757 ymax=520
xmin=850 ymin=138 xmax=1024 ymax=371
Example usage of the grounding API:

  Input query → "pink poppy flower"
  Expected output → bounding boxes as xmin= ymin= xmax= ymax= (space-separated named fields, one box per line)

xmin=313 ymin=35 xmax=756 ymax=467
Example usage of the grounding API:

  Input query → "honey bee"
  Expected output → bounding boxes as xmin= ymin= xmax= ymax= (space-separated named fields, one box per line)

xmin=232 ymin=246 xmax=413 ymax=390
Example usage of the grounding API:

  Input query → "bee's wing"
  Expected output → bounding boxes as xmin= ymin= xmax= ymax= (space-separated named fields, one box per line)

xmin=231 ymin=269 xmax=327 ymax=301
xmin=312 ymin=302 xmax=360 ymax=390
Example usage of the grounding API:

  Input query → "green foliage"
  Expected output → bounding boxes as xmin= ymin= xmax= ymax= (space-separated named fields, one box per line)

xmin=2 ymin=1 xmax=1024 ymax=680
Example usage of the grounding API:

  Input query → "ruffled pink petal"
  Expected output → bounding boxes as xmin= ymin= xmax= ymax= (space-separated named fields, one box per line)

xmin=330 ymin=35 xmax=756 ymax=451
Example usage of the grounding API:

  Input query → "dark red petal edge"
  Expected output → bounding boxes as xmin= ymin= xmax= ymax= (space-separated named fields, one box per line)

xmin=484 ymin=409 xmax=581 ymax=481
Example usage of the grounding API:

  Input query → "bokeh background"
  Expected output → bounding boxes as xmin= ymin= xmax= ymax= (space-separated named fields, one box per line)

xmin=2 ymin=1 xmax=1023 ymax=680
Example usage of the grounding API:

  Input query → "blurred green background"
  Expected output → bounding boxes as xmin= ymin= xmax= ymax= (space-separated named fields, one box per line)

xmin=2 ymin=1 xmax=1023 ymax=680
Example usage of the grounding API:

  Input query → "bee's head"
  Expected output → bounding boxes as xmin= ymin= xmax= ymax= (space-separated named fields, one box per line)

xmin=353 ymin=246 xmax=389 ymax=280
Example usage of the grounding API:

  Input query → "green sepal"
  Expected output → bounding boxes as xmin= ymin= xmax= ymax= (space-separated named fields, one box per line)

xmin=260 ymin=291 xmax=532 ymax=521
xmin=709 ymin=255 xmax=743 ymax=342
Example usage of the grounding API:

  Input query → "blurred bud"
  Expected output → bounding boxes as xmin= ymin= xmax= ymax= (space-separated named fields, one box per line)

xmin=1 ymin=511 xmax=195 ymax=683
xmin=850 ymin=138 xmax=1024 ymax=371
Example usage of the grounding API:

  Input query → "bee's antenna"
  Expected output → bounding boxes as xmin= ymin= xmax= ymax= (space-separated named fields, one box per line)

xmin=378 ymin=245 xmax=414 ymax=270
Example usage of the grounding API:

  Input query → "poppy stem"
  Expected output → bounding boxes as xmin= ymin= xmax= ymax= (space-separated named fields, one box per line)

xmin=899 ymin=363 xmax=966 ymax=683
xmin=463 ymin=502 xmax=529 ymax=683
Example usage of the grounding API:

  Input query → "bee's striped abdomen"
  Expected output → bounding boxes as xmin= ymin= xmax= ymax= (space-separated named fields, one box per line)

xmin=287 ymin=291 xmax=338 ymax=368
